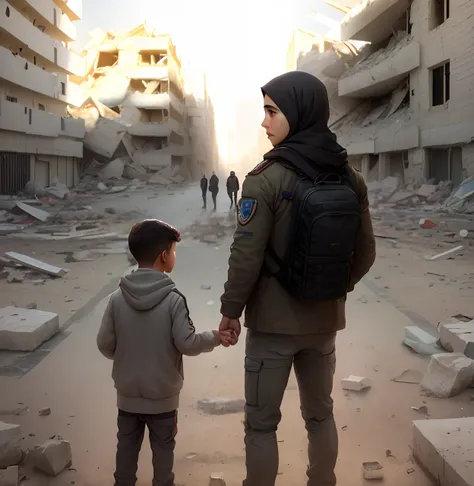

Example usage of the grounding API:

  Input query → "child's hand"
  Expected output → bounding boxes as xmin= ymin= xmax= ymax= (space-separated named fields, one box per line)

xmin=219 ymin=330 xmax=234 ymax=347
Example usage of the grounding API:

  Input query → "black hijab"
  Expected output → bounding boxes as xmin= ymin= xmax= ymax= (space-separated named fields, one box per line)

xmin=262 ymin=71 xmax=348 ymax=176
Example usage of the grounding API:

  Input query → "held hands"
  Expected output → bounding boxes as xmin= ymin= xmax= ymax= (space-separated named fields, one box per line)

xmin=219 ymin=316 xmax=241 ymax=346
xmin=218 ymin=330 xmax=234 ymax=347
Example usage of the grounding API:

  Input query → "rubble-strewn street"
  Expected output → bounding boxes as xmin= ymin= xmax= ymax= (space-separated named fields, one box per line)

xmin=1 ymin=180 xmax=473 ymax=486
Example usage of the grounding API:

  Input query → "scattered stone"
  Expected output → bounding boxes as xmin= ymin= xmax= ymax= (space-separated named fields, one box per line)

xmin=38 ymin=408 xmax=51 ymax=417
xmin=209 ymin=473 xmax=226 ymax=486
xmin=65 ymin=251 xmax=97 ymax=263
xmin=411 ymin=405 xmax=429 ymax=415
xmin=201 ymin=234 xmax=218 ymax=244
xmin=28 ymin=439 xmax=72 ymax=476
xmin=24 ymin=181 xmax=46 ymax=197
xmin=404 ymin=326 xmax=443 ymax=355
xmin=413 ymin=417 xmax=474 ymax=486
xmin=459 ymin=229 xmax=469 ymax=238
xmin=96 ymin=182 xmax=107 ymax=192
xmin=6 ymin=276 xmax=23 ymax=284
xmin=421 ymin=353 xmax=474 ymax=398
xmin=0 ymin=465 xmax=18 ymax=486
xmin=362 ymin=462 xmax=384 ymax=480
xmin=341 ymin=376 xmax=371 ymax=392
xmin=407 ymin=468 xmax=415 ymax=474
xmin=25 ymin=303 xmax=37 ymax=310
xmin=0 ymin=422 xmax=22 ymax=469
xmin=417 ymin=184 xmax=438 ymax=198
xmin=0 ymin=307 xmax=59 ymax=352
xmin=105 ymin=208 xmax=117 ymax=215
xmin=196 ymin=398 xmax=245 ymax=415
xmin=392 ymin=369 xmax=423 ymax=384
xmin=439 ymin=319 xmax=474 ymax=354
xmin=0 ymin=271 xmax=9 ymax=280
xmin=200 ymin=285 xmax=212 ymax=290
xmin=44 ymin=183 xmax=70 ymax=200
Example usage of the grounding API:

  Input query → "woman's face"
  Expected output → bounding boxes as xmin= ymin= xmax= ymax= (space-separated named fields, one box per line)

xmin=261 ymin=94 xmax=290 ymax=147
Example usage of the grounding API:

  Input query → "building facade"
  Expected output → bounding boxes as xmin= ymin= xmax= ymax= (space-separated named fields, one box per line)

xmin=335 ymin=0 xmax=474 ymax=185
xmin=0 ymin=0 xmax=85 ymax=195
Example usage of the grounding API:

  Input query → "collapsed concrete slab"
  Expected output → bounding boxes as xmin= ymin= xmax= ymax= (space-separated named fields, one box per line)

xmin=99 ymin=158 xmax=125 ymax=180
xmin=0 ymin=422 xmax=22 ymax=469
xmin=84 ymin=118 xmax=127 ymax=159
xmin=439 ymin=319 xmax=474 ymax=354
xmin=404 ymin=325 xmax=443 ymax=355
xmin=421 ymin=353 xmax=474 ymax=398
xmin=28 ymin=439 xmax=72 ymax=476
xmin=0 ymin=307 xmax=60 ymax=352
xmin=413 ymin=418 xmax=474 ymax=486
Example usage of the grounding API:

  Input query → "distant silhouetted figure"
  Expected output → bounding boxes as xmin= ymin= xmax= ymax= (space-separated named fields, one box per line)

xmin=209 ymin=172 xmax=219 ymax=211
xmin=200 ymin=174 xmax=208 ymax=209
xmin=226 ymin=171 xmax=240 ymax=209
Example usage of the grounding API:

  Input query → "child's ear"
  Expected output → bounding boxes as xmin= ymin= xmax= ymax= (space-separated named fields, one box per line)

xmin=160 ymin=249 xmax=169 ymax=263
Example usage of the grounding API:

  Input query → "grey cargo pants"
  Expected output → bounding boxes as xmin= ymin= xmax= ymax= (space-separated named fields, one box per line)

xmin=243 ymin=330 xmax=338 ymax=486
xmin=114 ymin=409 xmax=177 ymax=486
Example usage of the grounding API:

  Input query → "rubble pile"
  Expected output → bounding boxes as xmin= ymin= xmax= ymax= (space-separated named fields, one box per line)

xmin=183 ymin=215 xmax=236 ymax=244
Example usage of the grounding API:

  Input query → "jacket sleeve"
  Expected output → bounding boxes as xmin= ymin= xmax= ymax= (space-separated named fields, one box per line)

xmin=171 ymin=292 xmax=220 ymax=356
xmin=220 ymin=173 xmax=274 ymax=318
xmin=349 ymin=174 xmax=376 ymax=291
xmin=97 ymin=295 xmax=116 ymax=360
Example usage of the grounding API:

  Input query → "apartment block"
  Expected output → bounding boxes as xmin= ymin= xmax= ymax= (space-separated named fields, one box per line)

xmin=81 ymin=25 xmax=190 ymax=171
xmin=0 ymin=0 xmax=85 ymax=195
xmin=333 ymin=0 xmax=474 ymax=186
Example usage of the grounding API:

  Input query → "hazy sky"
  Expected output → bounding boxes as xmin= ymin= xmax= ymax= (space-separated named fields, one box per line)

xmin=76 ymin=0 xmax=341 ymax=162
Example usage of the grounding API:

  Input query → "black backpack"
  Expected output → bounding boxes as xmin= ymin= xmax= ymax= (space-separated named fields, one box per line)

xmin=266 ymin=161 xmax=362 ymax=301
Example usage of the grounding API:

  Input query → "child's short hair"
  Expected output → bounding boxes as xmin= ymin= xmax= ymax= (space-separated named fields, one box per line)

xmin=128 ymin=219 xmax=181 ymax=265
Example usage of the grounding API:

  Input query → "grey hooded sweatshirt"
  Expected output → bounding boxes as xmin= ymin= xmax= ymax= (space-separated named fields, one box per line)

xmin=97 ymin=269 xmax=219 ymax=414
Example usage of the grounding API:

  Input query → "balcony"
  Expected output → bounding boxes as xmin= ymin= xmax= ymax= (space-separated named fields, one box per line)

xmin=128 ymin=65 xmax=169 ymax=81
xmin=339 ymin=39 xmax=419 ymax=98
xmin=0 ymin=1 xmax=84 ymax=76
xmin=341 ymin=0 xmax=410 ymax=43
xmin=53 ymin=0 xmax=82 ymax=21
xmin=8 ymin=0 xmax=76 ymax=42
xmin=127 ymin=118 xmax=183 ymax=139
xmin=0 ymin=47 xmax=82 ymax=106
xmin=61 ymin=115 xmax=85 ymax=138
xmin=126 ymin=92 xmax=184 ymax=114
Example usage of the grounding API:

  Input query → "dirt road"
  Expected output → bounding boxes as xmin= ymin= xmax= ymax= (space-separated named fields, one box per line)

xmin=0 ymin=183 xmax=473 ymax=485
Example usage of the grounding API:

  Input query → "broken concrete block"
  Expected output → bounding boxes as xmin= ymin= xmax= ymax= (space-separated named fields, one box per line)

xmin=413 ymin=418 xmax=474 ymax=486
xmin=123 ymin=164 xmax=148 ymax=181
xmin=209 ymin=473 xmax=226 ymax=486
xmin=14 ymin=202 xmax=50 ymax=223
xmin=421 ymin=353 xmax=474 ymax=398
xmin=4 ymin=253 xmax=68 ymax=278
xmin=196 ymin=398 xmax=245 ymax=415
xmin=99 ymin=158 xmax=125 ymax=180
xmin=44 ymin=183 xmax=70 ymax=200
xmin=341 ymin=375 xmax=371 ymax=391
xmin=6 ymin=276 xmax=23 ymax=284
xmin=0 ymin=465 xmax=18 ymax=486
xmin=97 ymin=182 xmax=107 ymax=191
xmin=28 ymin=439 xmax=72 ymax=476
xmin=0 ymin=422 xmax=22 ymax=469
xmin=0 ymin=307 xmax=59 ymax=352
xmin=362 ymin=462 xmax=384 ymax=480
xmin=404 ymin=326 xmax=443 ymax=355
xmin=465 ymin=342 xmax=474 ymax=360
xmin=417 ymin=184 xmax=438 ymax=198
xmin=439 ymin=320 xmax=474 ymax=354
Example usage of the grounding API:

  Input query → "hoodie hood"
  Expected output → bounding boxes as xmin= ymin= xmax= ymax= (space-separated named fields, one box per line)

xmin=119 ymin=269 xmax=175 ymax=311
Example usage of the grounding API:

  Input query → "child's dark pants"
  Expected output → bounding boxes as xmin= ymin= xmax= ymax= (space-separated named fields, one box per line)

xmin=114 ymin=409 xmax=177 ymax=486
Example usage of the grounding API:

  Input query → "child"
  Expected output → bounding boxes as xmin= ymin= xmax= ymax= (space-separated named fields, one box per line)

xmin=97 ymin=219 xmax=233 ymax=486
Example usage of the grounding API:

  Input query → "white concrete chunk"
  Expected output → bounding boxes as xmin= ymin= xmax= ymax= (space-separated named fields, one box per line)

xmin=14 ymin=203 xmax=50 ymax=223
xmin=0 ymin=307 xmax=59 ymax=352
xmin=413 ymin=418 xmax=474 ymax=486
xmin=421 ymin=353 xmax=474 ymax=398
xmin=404 ymin=326 xmax=442 ymax=355
xmin=209 ymin=473 xmax=226 ymax=486
xmin=0 ymin=465 xmax=19 ymax=486
xmin=341 ymin=375 xmax=371 ymax=391
xmin=29 ymin=440 xmax=72 ymax=476
xmin=439 ymin=320 xmax=474 ymax=354
xmin=0 ymin=422 xmax=22 ymax=469
xmin=4 ymin=252 xmax=68 ymax=278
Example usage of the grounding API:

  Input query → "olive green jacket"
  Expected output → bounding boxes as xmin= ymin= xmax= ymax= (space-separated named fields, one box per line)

xmin=220 ymin=161 xmax=376 ymax=335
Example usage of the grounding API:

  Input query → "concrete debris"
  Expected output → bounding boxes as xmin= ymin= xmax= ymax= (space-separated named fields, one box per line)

xmin=0 ymin=422 xmax=22 ymax=469
xmin=0 ymin=465 xmax=18 ymax=486
xmin=392 ymin=369 xmax=423 ymax=384
xmin=38 ymin=408 xmax=51 ymax=417
xmin=421 ymin=353 xmax=474 ymax=398
xmin=6 ymin=276 xmax=23 ymax=284
xmin=65 ymin=250 xmax=97 ymax=263
xmin=444 ymin=176 xmax=474 ymax=213
xmin=123 ymin=163 xmax=148 ymax=181
xmin=44 ymin=182 xmax=70 ymax=200
xmin=417 ymin=184 xmax=438 ymax=198
xmin=424 ymin=246 xmax=464 ymax=261
xmin=404 ymin=326 xmax=443 ymax=355
xmin=439 ymin=319 xmax=474 ymax=354
xmin=83 ymin=118 xmax=127 ymax=159
xmin=0 ymin=226 xmax=22 ymax=236
xmin=14 ymin=203 xmax=50 ymax=223
xmin=0 ymin=307 xmax=60 ymax=352
xmin=413 ymin=418 xmax=474 ymax=486
xmin=23 ymin=181 xmax=46 ymax=198
xmin=28 ymin=439 xmax=72 ymax=476
xmin=362 ymin=461 xmax=384 ymax=480
xmin=209 ymin=473 xmax=226 ymax=486
xmin=411 ymin=405 xmax=429 ymax=415
xmin=4 ymin=253 xmax=68 ymax=278
xmin=97 ymin=182 xmax=107 ymax=191
xmin=341 ymin=375 xmax=371 ymax=391
xmin=196 ymin=398 xmax=245 ymax=415
xmin=459 ymin=229 xmax=469 ymax=238
xmin=26 ymin=302 xmax=37 ymax=310
xmin=99 ymin=158 xmax=125 ymax=180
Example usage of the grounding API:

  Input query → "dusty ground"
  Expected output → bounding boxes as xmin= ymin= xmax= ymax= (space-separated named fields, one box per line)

xmin=0 ymin=183 xmax=473 ymax=486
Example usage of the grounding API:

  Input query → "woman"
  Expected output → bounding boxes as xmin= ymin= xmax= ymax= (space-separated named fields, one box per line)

xmin=219 ymin=71 xmax=376 ymax=486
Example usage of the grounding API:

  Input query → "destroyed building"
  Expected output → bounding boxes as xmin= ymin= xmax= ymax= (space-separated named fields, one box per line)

xmin=73 ymin=23 xmax=218 ymax=179
xmin=0 ymin=0 xmax=85 ymax=195
xmin=297 ymin=0 xmax=474 ymax=188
